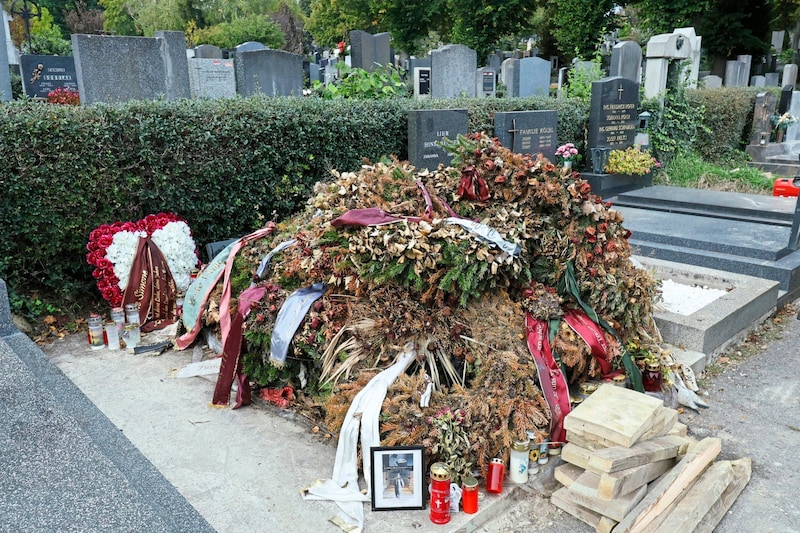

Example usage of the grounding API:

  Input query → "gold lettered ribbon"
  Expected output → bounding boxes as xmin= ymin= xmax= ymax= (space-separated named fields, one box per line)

xmin=122 ymin=237 xmax=178 ymax=333
xmin=563 ymin=309 xmax=613 ymax=376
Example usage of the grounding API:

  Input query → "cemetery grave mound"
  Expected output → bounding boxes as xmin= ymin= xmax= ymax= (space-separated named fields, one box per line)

xmin=179 ymin=132 xmax=683 ymax=480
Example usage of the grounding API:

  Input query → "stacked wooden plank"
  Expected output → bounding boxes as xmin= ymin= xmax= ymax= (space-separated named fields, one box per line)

xmin=551 ymin=384 xmax=751 ymax=532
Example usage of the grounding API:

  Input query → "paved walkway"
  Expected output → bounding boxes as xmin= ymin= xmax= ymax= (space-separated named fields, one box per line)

xmin=2 ymin=277 xmax=799 ymax=532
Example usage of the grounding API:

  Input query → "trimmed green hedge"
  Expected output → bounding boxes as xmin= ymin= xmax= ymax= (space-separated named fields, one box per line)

xmin=0 ymin=95 xmax=588 ymax=299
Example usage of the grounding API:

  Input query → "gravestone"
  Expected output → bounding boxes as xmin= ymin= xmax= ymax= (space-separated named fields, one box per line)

xmin=407 ymin=109 xmax=468 ymax=170
xmin=783 ymin=63 xmax=798 ymax=88
xmin=724 ymin=60 xmax=745 ymax=87
xmin=493 ymin=110 xmax=557 ymax=161
xmin=674 ymin=27 xmax=702 ymax=88
xmin=644 ymin=29 xmax=696 ymax=100
xmin=430 ymin=44 xmax=476 ymax=98
xmin=588 ymin=77 xmax=640 ymax=153
xmin=235 ymin=49 xmax=303 ymax=96
xmin=737 ymin=55 xmax=752 ymax=86
xmin=779 ymin=85 xmax=793 ymax=115
xmin=500 ymin=57 xmax=514 ymax=88
xmin=188 ymin=57 xmax=235 ymax=99
xmin=72 ymin=31 xmax=190 ymax=104
xmin=506 ymin=56 xmax=550 ymax=97
xmin=235 ymin=42 xmax=268 ymax=54
xmin=20 ymin=55 xmax=78 ymax=99
xmin=701 ymin=75 xmax=722 ymax=88
xmin=610 ymin=41 xmax=642 ymax=83
xmin=0 ymin=10 xmax=11 ymax=101
xmin=766 ymin=72 xmax=780 ymax=86
xmin=413 ymin=67 xmax=431 ymax=97
xmin=349 ymin=30 xmax=391 ymax=72
xmin=751 ymin=75 xmax=766 ymax=87
xmin=0 ymin=278 xmax=14 ymax=336
xmin=749 ymin=92 xmax=777 ymax=146
xmin=773 ymin=30 xmax=786 ymax=53
xmin=784 ymin=91 xmax=800 ymax=142
xmin=487 ymin=51 xmax=502 ymax=73
xmin=476 ymin=67 xmax=495 ymax=97
xmin=195 ymin=44 xmax=224 ymax=59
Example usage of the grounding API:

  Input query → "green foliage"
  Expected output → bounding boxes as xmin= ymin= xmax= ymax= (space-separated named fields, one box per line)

xmin=688 ymin=86 xmax=764 ymax=163
xmin=656 ymin=152 xmax=774 ymax=194
xmin=605 ymin=146 xmax=659 ymax=175
xmin=382 ymin=0 xmax=449 ymax=56
xmin=630 ymin=0 xmax=707 ymax=36
xmin=100 ymin=0 xmax=140 ymax=35
xmin=698 ymin=0 xmax=771 ymax=58
xmin=192 ymin=14 xmax=285 ymax=49
xmin=550 ymin=0 xmax=617 ymax=62
xmin=446 ymin=0 xmax=538 ymax=60
xmin=312 ymin=63 xmax=406 ymax=99
xmin=565 ymin=55 xmax=603 ymax=101
xmin=24 ymin=6 xmax=72 ymax=55
xmin=641 ymin=82 xmax=708 ymax=165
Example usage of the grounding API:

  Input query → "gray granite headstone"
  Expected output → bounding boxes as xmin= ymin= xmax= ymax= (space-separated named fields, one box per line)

xmin=783 ymin=63 xmax=798 ymax=87
xmin=701 ymin=75 xmax=722 ymax=88
xmin=751 ymin=75 xmax=766 ymax=87
xmin=476 ymin=67 xmax=495 ymax=97
xmin=500 ymin=57 xmax=514 ymax=89
xmin=588 ymin=76 xmax=640 ymax=154
xmin=507 ymin=56 xmax=549 ymax=97
xmin=188 ymin=57 xmax=235 ymax=99
xmin=773 ymin=30 xmax=786 ymax=53
xmin=749 ymin=92 xmax=777 ymax=145
xmin=407 ymin=109 xmax=468 ymax=170
xmin=779 ymin=85 xmax=793 ymax=115
xmin=785 ymin=90 xmax=800 ymax=142
xmin=766 ymin=72 xmax=780 ymax=86
xmin=20 ymin=55 xmax=78 ymax=99
xmin=0 ymin=10 xmax=11 ymax=101
xmin=737 ymin=55 xmax=752 ymax=87
xmin=494 ymin=110 xmax=557 ymax=161
xmin=724 ymin=60 xmax=744 ymax=86
xmin=194 ymin=44 xmax=224 ymax=59
xmin=413 ymin=67 xmax=430 ymax=97
xmin=235 ymin=41 xmax=268 ymax=54
xmin=235 ymin=48 xmax=303 ymax=96
xmin=349 ymin=30 xmax=391 ymax=72
xmin=430 ymin=44 xmax=477 ymax=98
xmin=72 ymin=31 xmax=190 ymax=104
xmin=0 ymin=279 xmax=13 ymax=336
xmin=610 ymin=41 xmax=642 ymax=83
xmin=487 ymin=51 xmax=502 ymax=73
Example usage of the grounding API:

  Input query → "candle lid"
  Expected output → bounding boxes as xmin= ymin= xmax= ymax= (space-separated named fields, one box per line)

xmin=462 ymin=476 xmax=478 ymax=489
xmin=430 ymin=462 xmax=450 ymax=481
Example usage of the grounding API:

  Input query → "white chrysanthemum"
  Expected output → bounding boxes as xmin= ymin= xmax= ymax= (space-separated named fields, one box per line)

xmin=106 ymin=230 xmax=147 ymax=290
xmin=151 ymin=221 xmax=198 ymax=291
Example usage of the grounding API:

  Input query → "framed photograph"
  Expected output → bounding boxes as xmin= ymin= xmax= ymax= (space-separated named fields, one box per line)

xmin=369 ymin=446 xmax=425 ymax=511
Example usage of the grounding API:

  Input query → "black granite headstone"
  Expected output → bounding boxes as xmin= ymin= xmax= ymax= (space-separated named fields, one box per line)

xmin=408 ymin=109 xmax=468 ymax=170
xmin=778 ymin=85 xmax=793 ymax=115
xmin=493 ymin=110 xmax=558 ymax=161
xmin=20 ymin=55 xmax=78 ymax=99
xmin=587 ymin=76 xmax=640 ymax=152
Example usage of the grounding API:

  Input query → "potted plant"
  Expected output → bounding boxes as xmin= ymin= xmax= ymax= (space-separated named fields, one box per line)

xmin=555 ymin=142 xmax=580 ymax=170
xmin=770 ymin=112 xmax=797 ymax=143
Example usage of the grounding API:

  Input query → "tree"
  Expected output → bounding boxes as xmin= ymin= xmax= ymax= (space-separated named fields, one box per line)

xmin=382 ymin=0 xmax=447 ymax=56
xmin=447 ymin=0 xmax=538 ymax=59
xmin=550 ymin=0 xmax=617 ymax=62
xmin=99 ymin=0 xmax=139 ymax=35
xmin=191 ymin=13 xmax=284 ymax=49
xmin=628 ymin=0 xmax=707 ymax=36
xmin=698 ymin=0 xmax=771 ymax=59
xmin=269 ymin=1 xmax=307 ymax=54
xmin=65 ymin=0 xmax=105 ymax=34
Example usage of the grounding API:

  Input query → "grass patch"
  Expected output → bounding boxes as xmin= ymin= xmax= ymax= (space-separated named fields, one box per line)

xmin=655 ymin=152 xmax=775 ymax=194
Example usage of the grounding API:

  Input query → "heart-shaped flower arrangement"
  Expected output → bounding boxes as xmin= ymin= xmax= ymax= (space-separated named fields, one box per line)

xmin=86 ymin=213 xmax=200 ymax=307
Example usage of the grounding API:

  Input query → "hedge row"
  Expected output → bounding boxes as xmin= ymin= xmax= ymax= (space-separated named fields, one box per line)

xmin=688 ymin=86 xmax=765 ymax=162
xmin=0 ymin=89 xmax=754 ymax=302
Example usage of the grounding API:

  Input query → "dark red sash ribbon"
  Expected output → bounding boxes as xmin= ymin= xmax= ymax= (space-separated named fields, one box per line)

xmin=122 ymin=237 xmax=178 ymax=333
xmin=525 ymin=313 xmax=571 ymax=444
xmin=563 ymin=309 xmax=613 ymax=376
xmin=212 ymin=286 xmax=267 ymax=409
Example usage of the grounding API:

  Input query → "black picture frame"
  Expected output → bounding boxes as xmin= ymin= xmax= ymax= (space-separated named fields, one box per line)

xmin=369 ymin=446 xmax=425 ymax=511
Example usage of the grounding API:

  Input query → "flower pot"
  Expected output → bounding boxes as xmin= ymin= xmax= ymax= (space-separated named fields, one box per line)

xmin=563 ymin=160 xmax=573 ymax=170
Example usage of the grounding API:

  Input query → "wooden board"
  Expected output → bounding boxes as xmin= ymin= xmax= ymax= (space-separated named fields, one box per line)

xmin=666 ymin=421 xmax=688 ymax=437
xmin=551 ymin=487 xmax=618 ymax=533
xmin=562 ymin=442 xmax=595 ymax=470
xmin=637 ymin=407 xmax=678 ymax=442
xmin=565 ymin=469 xmax=649 ymax=522
xmin=564 ymin=385 xmax=666 ymax=448
xmin=567 ymin=426 xmax=625 ymax=451
xmin=613 ymin=437 xmax=722 ymax=533
xmin=588 ymin=435 xmax=690 ymax=474
xmin=598 ymin=457 xmax=676 ymax=500
xmin=693 ymin=458 xmax=752 ymax=533
xmin=651 ymin=460 xmax=734 ymax=532
xmin=554 ymin=462 xmax=584 ymax=488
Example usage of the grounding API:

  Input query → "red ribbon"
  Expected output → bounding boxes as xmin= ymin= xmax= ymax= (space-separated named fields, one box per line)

xmin=457 ymin=166 xmax=490 ymax=202
xmin=563 ymin=309 xmax=613 ymax=376
xmin=525 ymin=313 xmax=571 ymax=444
xmin=212 ymin=285 xmax=266 ymax=409
xmin=122 ymin=237 xmax=178 ymax=333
